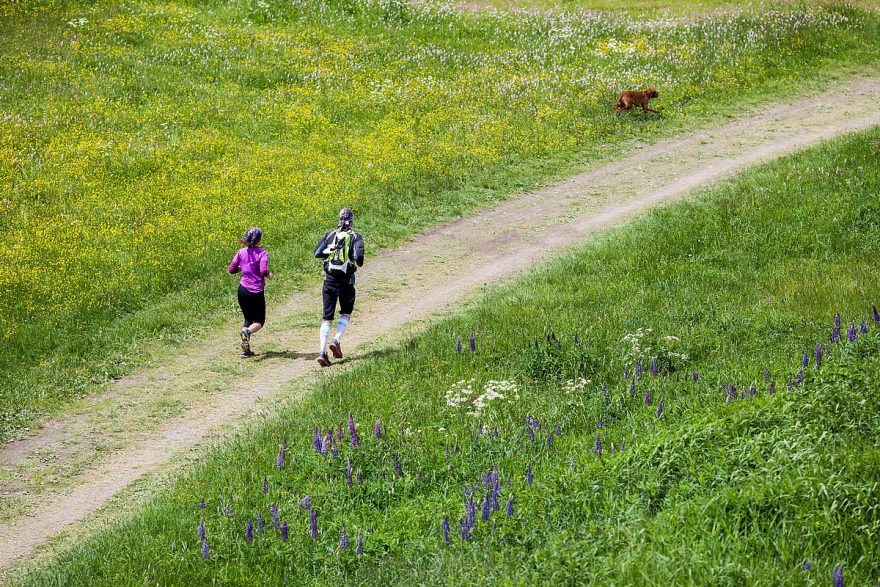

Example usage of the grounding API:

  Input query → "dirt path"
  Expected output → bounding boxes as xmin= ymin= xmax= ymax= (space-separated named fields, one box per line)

xmin=2 ymin=72 xmax=880 ymax=571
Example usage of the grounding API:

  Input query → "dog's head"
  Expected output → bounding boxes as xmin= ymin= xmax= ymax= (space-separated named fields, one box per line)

xmin=646 ymin=87 xmax=659 ymax=98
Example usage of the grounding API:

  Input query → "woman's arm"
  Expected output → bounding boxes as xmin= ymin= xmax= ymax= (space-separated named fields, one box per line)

xmin=259 ymin=251 xmax=270 ymax=277
xmin=228 ymin=251 xmax=240 ymax=274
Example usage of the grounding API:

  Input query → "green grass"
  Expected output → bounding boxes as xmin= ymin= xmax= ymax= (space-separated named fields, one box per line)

xmin=2 ymin=0 xmax=880 ymax=438
xmin=466 ymin=0 xmax=880 ymax=15
xmin=15 ymin=124 xmax=880 ymax=585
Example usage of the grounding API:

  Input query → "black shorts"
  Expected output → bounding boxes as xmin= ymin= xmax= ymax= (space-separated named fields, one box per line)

xmin=322 ymin=280 xmax=356 ymax=321
xmin=238 ymin=284 xmax=266 ymax=327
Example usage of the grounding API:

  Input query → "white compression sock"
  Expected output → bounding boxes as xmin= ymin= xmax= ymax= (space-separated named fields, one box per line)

xmin=319 ymin=322 xmax=332 ymax=353
xmin=334 ymin=315 xmax=351 ymax=342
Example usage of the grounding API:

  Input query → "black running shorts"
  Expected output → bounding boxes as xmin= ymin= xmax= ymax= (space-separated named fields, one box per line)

xmin=238 ymin=284 xmax=266 ymax=327
xmin=322 ymin=280 xmax=356 ymax=321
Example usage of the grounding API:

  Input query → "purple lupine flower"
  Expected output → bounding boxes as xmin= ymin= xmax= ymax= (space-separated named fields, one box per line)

xmin=769 ymin=382 xmax=775 ymax=394
xmin=276 ymin=444 xmax=285 ymax=469
xmin=356 ymin=529 xmax=363 ymax=554
xmin=224 ymin=503 xmax=231 ymax=516
xmin=803 ymin=352 xmax=809 ymax=369
xmin=310 ymin=509 xmax=318 ymax=539
xmin=527 ymin=424 xmax=535 ymax=443
xmin=816 ymin=343 xmax=823 ymax=367
xmin=593 ymin=434 xmax=602 ymax=458
xmin=803 ymin=560 xmax=811 ymax=571
xmin=831 ymin=326 xmax=840 ymax=344
xmin=832 ymin=564 xmax=844 ymax=587
xmin=598 ymin=420 xmax=605 ymax=429
xmin=324 ymin=429 xmax=333 ymax=453
xmin=456 ymin=337 xmax=462 ymax=353
xmin=270 ymin=504 xmax=279 ymax=530
xmin=262 ymin=477 xmax=269 ymax=494
xmin=491 ymin=469 xmax=499 ymax=485
xmin=796 ymin=370 xmax=804 ymax=386
xmin=835 ymin=311 xmax=841 ymax=329
xmin=201 ymin=537 xmax=209 ymax=559
xmin=603 ymin=383 xmax=610 ymax=406
xmin=620 ymin=438 xmax=625 ymax=451
xmin=874 ymin=304 xmax=880 ymax=323
xmin=645 ymin=389 xmax=652 ymax=405
xmin=650 ymin=358 xmax=658 ymax=376
xmin=281 ymin=520 xmax=288 ymax=541
xmin=491 ymin=483 xmax=500 ymax=512
xmin=555 ymin=424 xmax=562 ymax=436
xmin=337 ymin=425 xmax=344 ymax=441
xmin=740 ymin=390 xmax=745 ymax=400
xmin=477 ymin=423 xmax=484 ymax=437
xmin=484 ymin=471 xmax=492 ymax=487
xmin=787 ymin=382 xmax=793 ymax=392
xmin=547 ymin=432 xmax=555 ymax=449
xmin=657 ymin=399 xmax=664 ymax=419
xmin=331 ymin=436 xmax=339 ymax=459
xmin=526 ymin=463 xmax=533 ymax=485
xmin=482 ymin=492 xmax=491 ymax=522
xmin=729 ymin=384 xmax=737 ymax=401
xmin=198 ymin=498 xmax=205 ymax=510
xmin=636 ymin=358 xmax=643 ymax=380
xmin=764 ymin=369 xmax=770 ymax=383
xmin=418 ymin=469 xmax=424 ymax=481
xmin=301 ymin=495 xmax=311 ymax=510
xmin=394 ymin=454 xmax=403 ymax=477
xmin=198 ymin=520 xmax=205 ymax=540
xmin=245 ymin=520 xmax=254 ymax=543
xmin=848 ymin=323 xmax=857 ymax=342
xmin=573 ymin=333 xmax=580 ymax=345
xmin=506 ymin=496 xmax=514 ymax=517
xmin=348 ymin=413 xmax=360 ymax=449
xmin=492 ymin=426 xmax=498 ymax=437
xmin=861 ymin=320 xmax=868 ymax=334
xmin=749 ymin=384 xmax=756 ymax=398
xmin=693 ymin=371 xmax=699 ymax=382
xmin=374 ymin=420 xmax=382 ymax=439
xmin=459 ymin=518 xmax=471 ymax=542
xmin=346 ymin=460 xmax=353 ymax=486
xmin=630 ymin=380 xmax=636 ymax=396
xmin=314 ymin=427 xmax=323 ymax=455
xmin=257 ymin=512 xmax=265 ymax=535
xmin=340 ymin=526 xmax=349 ymax=550
xmin=443 ymin=515 xmax=450 ymax=545
xmin=469 ymin=333 xmax=476 ymax=352
xmin=357 ymin=472 xmax=363 ymax=484
xmin=624 ymin=368 xmax=629 ymax=380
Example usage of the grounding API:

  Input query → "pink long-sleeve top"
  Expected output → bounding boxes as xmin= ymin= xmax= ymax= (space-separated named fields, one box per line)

xmin=229 ymin=246 xmax=270 ymax=293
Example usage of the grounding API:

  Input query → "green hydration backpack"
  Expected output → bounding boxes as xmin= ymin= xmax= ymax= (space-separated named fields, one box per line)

xmin=326 ymin=229 xmax=353 ymax=277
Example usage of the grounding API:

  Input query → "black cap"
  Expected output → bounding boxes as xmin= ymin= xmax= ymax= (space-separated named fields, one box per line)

xmin=339 ymin=208 xmax=354 ymax=224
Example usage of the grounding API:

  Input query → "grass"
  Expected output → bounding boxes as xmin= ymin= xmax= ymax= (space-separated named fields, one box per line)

xmin=14 ymin=123 xmax=880 ymax=585
xmin=463 ymin=0 xmax=880 ymax=16
xmin=2 ymin=0 xmax=880 ymax=438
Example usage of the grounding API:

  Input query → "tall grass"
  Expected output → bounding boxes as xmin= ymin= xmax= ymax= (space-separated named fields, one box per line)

xmin=16 ymin=125 xmax=880 ymax=586
xmin=2 ymin=0 xmax=880 ymax=436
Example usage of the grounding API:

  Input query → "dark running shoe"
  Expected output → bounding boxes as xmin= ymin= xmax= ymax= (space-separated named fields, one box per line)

xmin=240 ymin=349 xmax=255 ymax=358
xmin=328 ymin=339 xmax=343 ymax=359
xmin=317 ymin=351 xmax=332 ymax=367
xmin=240 ymin=328 xmax=251 ymax=354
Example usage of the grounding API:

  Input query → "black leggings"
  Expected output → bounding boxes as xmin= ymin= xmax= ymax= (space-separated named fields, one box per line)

xmin=238 ymin=284 xmax=266 ymax=327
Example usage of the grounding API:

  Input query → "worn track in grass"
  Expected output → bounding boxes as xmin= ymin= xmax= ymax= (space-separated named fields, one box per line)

xmin=2 ymin=72 xmax=880 ymax=571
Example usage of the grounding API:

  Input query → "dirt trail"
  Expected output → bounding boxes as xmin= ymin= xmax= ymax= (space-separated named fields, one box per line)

xmin=2 ymin=73 xmax=880 ymax=571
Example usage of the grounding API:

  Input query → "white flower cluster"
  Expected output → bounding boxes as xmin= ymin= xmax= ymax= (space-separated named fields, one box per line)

xmin=562 ymin=377 xmax=589 ymax=394
xmin=445 ymin=379 xmax=519 ymax=418
xmin=622 ymin=328 xmax=652 ymax=363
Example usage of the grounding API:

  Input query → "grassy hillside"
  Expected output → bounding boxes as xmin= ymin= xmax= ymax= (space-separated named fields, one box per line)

xmin=2 ymin=0 xmax=880 ymax=437
xmin=16 ymin=125 xmax=880 ymax=585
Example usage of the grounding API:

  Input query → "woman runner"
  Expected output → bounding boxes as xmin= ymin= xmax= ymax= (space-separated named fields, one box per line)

xmin=229 ymin=227 xmax=273 ymax=356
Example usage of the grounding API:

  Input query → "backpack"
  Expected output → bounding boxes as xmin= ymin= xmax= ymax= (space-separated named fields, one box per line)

xmin=325 ymin=230 xmax=353 ymax=277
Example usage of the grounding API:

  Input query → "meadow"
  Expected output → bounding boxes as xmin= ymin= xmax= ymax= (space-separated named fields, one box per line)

xmin=16 ymin=124 xmax=880 ymax=585
xmin=3 ymin=0 xmax=880 ymax=437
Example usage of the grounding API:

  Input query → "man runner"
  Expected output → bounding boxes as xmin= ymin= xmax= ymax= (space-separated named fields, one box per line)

xmin=313 ymin=208 xmax=365 ymax=367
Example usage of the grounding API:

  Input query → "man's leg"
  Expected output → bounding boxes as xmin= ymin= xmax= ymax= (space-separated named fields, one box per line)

xmin=328 ymin=314 xmax=349 ymax=359
xmin=318 ymin=281 xmax=337 ymax=367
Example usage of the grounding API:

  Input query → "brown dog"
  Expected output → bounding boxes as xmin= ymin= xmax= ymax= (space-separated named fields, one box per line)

xmin=615 ymin=88 xmax=660 ymax=117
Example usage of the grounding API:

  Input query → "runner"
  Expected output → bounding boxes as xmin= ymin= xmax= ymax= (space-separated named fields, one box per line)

xmin=228 ymin=227 xmax=273 ymax=357
xmin=313 ymin=208 xmax=365 ymax=367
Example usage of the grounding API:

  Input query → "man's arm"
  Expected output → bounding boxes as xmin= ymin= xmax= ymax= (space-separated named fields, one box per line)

xmin=352 ymin=233 xmax=365 ymax=267
xmin=314 ymin=232 xmax=331 ymax=259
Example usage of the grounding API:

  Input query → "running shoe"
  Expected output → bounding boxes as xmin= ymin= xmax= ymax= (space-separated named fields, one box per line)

xmin=328 ymin=339 xmax=343 ymax=359
xmin=317 ymin=351 xmax=332 ymax=367
xmin=240 ymin=328 xmax=251 ymax=354
xmin=240 ymin=349 xmax=255 ymax=358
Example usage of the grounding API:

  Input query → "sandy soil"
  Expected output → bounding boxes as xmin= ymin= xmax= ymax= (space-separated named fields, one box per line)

xmin=2 ymin=72 xmax=880 ymax=571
